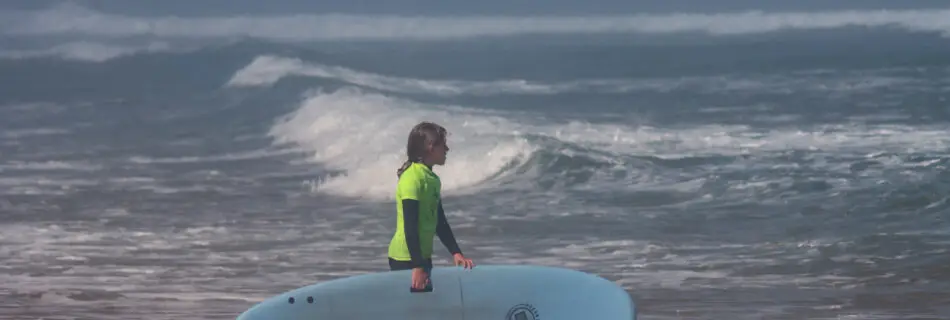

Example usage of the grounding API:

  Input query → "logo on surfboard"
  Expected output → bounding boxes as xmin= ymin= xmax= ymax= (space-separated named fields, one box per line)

xmin=506 ymin=303 xmax=540 ymax=320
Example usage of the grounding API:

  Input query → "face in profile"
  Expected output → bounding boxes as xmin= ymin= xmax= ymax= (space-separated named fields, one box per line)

xmin=429 ymin=139 xmax=449 ymax=165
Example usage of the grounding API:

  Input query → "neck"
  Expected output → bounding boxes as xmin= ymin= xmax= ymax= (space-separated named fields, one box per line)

xmin=416 ymin=158 xmax=435 ymax=169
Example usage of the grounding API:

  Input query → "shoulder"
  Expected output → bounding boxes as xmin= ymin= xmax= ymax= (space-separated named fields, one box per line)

xmin=397 ymin=166 xmax=430 ymax=199
xmin=398 ymin=166 xmax=426 ymax=188
xmin=399 ymin=164 xmax=423 ymax=180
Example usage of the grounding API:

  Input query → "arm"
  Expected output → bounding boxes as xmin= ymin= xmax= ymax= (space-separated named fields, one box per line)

xmin=402 ymin=199 xmax=426 ymax=268
xmin=436 ymin=201 xmax=462 ymax=256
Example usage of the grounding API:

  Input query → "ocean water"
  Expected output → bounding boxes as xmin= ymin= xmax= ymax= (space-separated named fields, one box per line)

xmin=2 ymin=4 xmax=950 ymax=320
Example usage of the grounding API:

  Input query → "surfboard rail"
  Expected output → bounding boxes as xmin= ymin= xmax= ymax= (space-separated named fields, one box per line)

xmin=236 ymin=264 xmax=637 ymax=320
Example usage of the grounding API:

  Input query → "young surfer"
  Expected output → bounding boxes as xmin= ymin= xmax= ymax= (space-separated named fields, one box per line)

xmin=388 ymin=121 xmax=475 ymax=291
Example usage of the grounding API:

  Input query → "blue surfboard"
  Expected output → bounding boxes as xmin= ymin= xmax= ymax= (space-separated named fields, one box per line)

xmin=236 ymin=264 xmax=636 ymax=320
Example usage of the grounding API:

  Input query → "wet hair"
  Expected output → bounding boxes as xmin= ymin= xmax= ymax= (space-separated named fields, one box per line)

xmin=396 ymin=121 xmax=448 ymax=178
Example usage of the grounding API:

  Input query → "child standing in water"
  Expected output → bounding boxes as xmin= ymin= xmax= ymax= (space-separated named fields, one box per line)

xmin=388 ymin=121 xmax=475 ymax=291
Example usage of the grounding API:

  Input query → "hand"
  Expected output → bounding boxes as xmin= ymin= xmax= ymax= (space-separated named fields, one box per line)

xmin=411 ymin=267 xmax=430 ymax=289
xmin=453 ymin=253 xmax=475 ymax=269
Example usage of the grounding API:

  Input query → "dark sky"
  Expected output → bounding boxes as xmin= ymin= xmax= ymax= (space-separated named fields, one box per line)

xmin=3 ymin=0 xmax=950 ymax=16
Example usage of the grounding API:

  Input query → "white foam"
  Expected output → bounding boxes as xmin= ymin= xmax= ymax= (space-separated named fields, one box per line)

xmin=7 ymin=4 xmax=950 ymax=41
xmin=268 ymin=87 xmax=534 ymax=199
xmin=267 ymin=86 xmax=950 ymax=199
xmin=539 ymin=121 xmax=950 ymax=158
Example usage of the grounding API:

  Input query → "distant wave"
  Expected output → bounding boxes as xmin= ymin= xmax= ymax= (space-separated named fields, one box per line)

xmin=0 ymin=41 xmax=173 ymax=62
xmin=227 ymin=55 xmax=922 ymax=96
xmin=4 ymin=3 xmax=950 ymax=41
xmin=226 ymin=55 xmax=581 ymax=95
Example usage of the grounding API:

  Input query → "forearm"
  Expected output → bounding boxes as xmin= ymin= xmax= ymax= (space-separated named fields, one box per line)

xmin=402 ymin=199 xmax=426 ymax=267
xmin=436 ymin=202 xmax=462 ymax=255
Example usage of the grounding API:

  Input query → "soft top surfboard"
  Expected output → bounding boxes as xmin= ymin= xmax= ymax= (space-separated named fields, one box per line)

xmin=236 ymin=264 xmax=636 ymax=320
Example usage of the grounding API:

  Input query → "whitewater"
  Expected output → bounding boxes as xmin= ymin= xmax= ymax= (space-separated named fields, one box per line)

xmin=2 ymin=4 xmax=950 ymax=320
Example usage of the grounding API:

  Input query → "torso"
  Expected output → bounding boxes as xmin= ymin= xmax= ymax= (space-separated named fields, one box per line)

xmin=388 ymin=162 xmax=441 ymax=261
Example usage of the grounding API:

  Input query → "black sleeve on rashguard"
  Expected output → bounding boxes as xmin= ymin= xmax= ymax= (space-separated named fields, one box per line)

xmin=436 ymin=202 xmax=462 ymax=256
xmin=401 ymin=199 xmax=426 ymax=268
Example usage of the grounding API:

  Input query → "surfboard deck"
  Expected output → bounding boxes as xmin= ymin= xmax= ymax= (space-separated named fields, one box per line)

xmin=236 ymin=264 xmax=636 ymax=320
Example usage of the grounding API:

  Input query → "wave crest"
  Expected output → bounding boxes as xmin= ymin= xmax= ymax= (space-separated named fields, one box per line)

xmin=7 ymin=4 xmax=950 ymax=41
xmin=228 ymin=55 xmax=920 ymax=97
xmin=268 ymin=87 xmax=534 ymax=199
